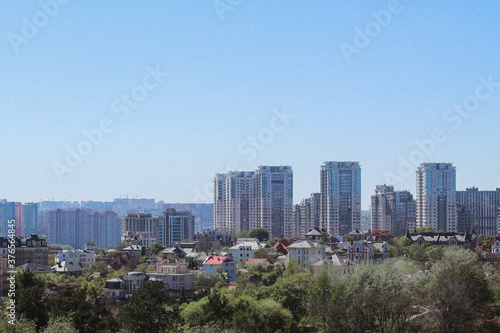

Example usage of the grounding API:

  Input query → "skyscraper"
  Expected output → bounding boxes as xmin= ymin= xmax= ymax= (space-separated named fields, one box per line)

xmin=320 ymin=161 xmax=361 ymax=236
xmin=256 ymin=165 xmax=293 ymax=238
xmin=0 ymin=202 xmax=15 ymax=237
xmin=23 ymin=203 xmax=38 ymax=237
xmin=214 ymin=166 xmax=293 ymax=238
xmin=371 ymin=185 xmax=416 ymax=236
xmin=416 ymin=163 xmax=457 ymax=232
xmin=227 ymin=171 xmax=256 ymax=233
xmin=214 ymin=173 xmax=228 ymax=231
xmin=456 ymin=187 xmax=500 ymax=236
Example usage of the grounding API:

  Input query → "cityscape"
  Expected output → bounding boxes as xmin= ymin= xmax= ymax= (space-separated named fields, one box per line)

xmin=2 ymin=1 xmax=500 ymax=332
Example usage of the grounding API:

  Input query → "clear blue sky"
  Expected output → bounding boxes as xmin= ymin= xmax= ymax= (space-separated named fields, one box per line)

xmin=1 ymin=1 xmax=500 ymax=209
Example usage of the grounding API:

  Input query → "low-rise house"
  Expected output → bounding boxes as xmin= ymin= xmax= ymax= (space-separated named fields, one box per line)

xmin=122 ymin=271 xmax=146 ymax=295
xmin=288 ymin=240 xmax=327 ymax=266
xmin=149 ymin=263 xmax=195 ymax=295
xmin=405 ymin=230 xmax=477 ymax=250
xmin=162 ymin=246 xmax=187 ymax=259
xmin=274 ymin=238 xmax=291 ymax=255
xmin=52 ymin=261 xmax=83 ymax=277
xmin=228 ymin=240 xmax=271 ymax=262
xmin=109 ymin=252 xmax=135 ymax=271
xmin=16 ymin=261 xmax=54 ymax=274
xmin=202 ymin=256 xmax=237 ymax=282
xmin=305 ymin=228 xmax=323 ymax=241
xmin=55 ymin=244 xmax=95 ymax=268
xmin=347 ymin=241 xmax=390 ymax=263
xmin=103 ymin=278 xmax=127 ymax=312
xmin=346 ymin=229 xmax=371 ymax=241
xmin=121 ymin=245 xmax=143 ymax=259
xmin=245 ymin=258 xmax=269 ymax=265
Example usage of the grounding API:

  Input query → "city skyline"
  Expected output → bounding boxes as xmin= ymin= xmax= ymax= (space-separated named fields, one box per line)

xmin=2 ymin=2 xmax=500 ymax=210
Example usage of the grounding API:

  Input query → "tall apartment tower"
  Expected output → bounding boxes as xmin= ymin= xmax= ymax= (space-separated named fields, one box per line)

xmin=121 ymin=213 xmax=159 ymax=247
xmin=456 ymin=187 xmax=500 ymax=236
xmin=213 ymin=174 xmax=228 ymax=231
xmin=320 ymin=161 xmax=361 ymax=236
xmin=371 ymin=185 xmax=416 ymax=236
xmin=159 ymin=209 xmax=195 ymax=246
xmin=255 ymin=166 xmax=293 ymax=238
xmin=23 ymin=203 xmax=38 ymax=237
xmin=0 ymin=202 xmax=16 ymax=237
xmin=294 ymin=193 xmax=321 ymax=238
xmin=416 ymin=163 xmax=457 ymax=232
xmin=213 ymin=172 xmax=256 ymax=233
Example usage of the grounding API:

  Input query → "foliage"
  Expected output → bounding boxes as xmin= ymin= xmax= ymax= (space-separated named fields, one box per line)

xmin=253 ymin=248 xmax=278 ymax=263
xmin=150 ymin=243 xmax=163 ymax=256
xmin=48 ymin=243 xmax=74 ymax=250
xmin=318 ymin=233 xmax=330 ymax=245
xmin=140 ymin=245 xmax=146 ymax=257
xmin=248 ymin=228 xmax=270 ymax=242
xmin=118 ymin=280 xmax=175 ymax=333
xmin=14 ymin=270 xmax=49 ymax=331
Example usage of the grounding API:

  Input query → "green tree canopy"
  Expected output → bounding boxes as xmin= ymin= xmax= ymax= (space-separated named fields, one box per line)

xmin=248 ymin=228 xmax=270 ymax=242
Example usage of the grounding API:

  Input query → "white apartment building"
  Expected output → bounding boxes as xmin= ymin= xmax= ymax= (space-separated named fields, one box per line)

xmin=416 ymin=163 xmax=457 ymax=232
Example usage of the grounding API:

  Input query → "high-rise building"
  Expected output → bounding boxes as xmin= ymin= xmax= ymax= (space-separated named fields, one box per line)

xmin=371 ymin=185 xmax=416 ymax=236
xmin=255 ymin=165 xmax=293 ymax=238
xmin=159 ymin=209 xmax=195 ymax=246
xmin=23 ymin=203 xmax=38 ymax=237
xmin=48 ymin=209 xmax=121 ymax=248
xmin=294 ymin=193 xmax=321 ymax=238
xmin=0 ymin=202 xmax=16 ymax=237
xmin=214 ymin=173 xmax=228 ymax=231
xmin=121 ymin=213 xmax=159 ymax=247
xmin=416 ymin=163 xmax=457 ymax=232
xmin=214 ymin=166 xmax=293 ymax=238
xmin=320 ymin=161 xmax=361 ymax=236
xmin=456 ymin=187 xmax=500 ymax=236
xmin=227 ymin=171 xmax=257 ymax=233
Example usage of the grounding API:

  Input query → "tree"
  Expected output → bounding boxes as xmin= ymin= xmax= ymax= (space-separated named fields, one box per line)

xmin=318 ymin=233 xmax=329 ymax=245
xmin=150 ymin=243 xmax=163 ymax=256
xmin=248 ymin=228 xmax=269 ymax=242
xmin=15 ymin=270 xmax=49 ymax=331
xmin=118 ymin=280 xmax=175 ymax=333
xmin=416 ymin=227 xmax=434 ymax=233
xmin=140 ymin=245 xmax=146 ymax=257
xmin=253 ymin=248 xmax=278 ymax=263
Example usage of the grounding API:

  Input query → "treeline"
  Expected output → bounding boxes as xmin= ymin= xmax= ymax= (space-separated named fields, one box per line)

xmin=2 ymin=244 xmax=500 ymax=332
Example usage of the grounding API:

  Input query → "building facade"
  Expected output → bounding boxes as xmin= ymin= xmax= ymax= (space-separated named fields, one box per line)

xmin=158 ymin=209 xmax=195 ymax=247
xmin=48 ymin=209 xmax=121 ymax=248
xmin=320 ymin=161 xmax=361 ymax=236
xmin=416 ymin=163 xmax=457 ymax=232
xmin=287 ymin=240 xmax=326 ymax=266
xmin=255 ymin=166 xmax=294 ymax=238
xmin=456 ymin=187 xmax=500 ymax=236
xmin=121 ymin=213 xmax=159 ymax=247
xmin=371 ymin=185 xmax=416 ymax=236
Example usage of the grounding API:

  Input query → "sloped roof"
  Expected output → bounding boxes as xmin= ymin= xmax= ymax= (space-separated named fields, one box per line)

xmin=288 ymin=239 xmax=326 ymax=249
xmin=52 ymin=261 xmax=83 ymax=272
xmin=203 ymin=256 xmax=235 ymax=265
xmin=246 ymin=258 xmax=268 ymax=264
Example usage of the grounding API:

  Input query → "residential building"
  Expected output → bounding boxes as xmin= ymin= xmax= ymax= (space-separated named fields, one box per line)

xmin=103 ymin=278 xmax=128 ymax=311
xmin=214 ymin=166 xmax=293 ymax=238
xmin=287 ymin=239 xmax=326 ymax=266
xmin=194 ymin=230 xmax=232 ymax=252
xmin=149 ymin=262 xmax=195 ymax=294
xmin=416 ymin=163 xmax=457 ymax=232
xmin=0 ymin=202 xmax=15 ymax=237
xmin=47 ymin=209 xmax=121 ymax=248
xmin=405 ymin=230 xmax=477 ymax=250
xmin=347 ymin=241 xmax=390 ymax=262
xmin=255 ymin=165 xmax=294 ymax=238
xmin=0 ymin=234 xmax=48 ymax=267
xmin=55 ymin=244 xmax=95 ymax=268
xmin=23 ymin=203 xmax=38 ymax=237
xmin=227 ymin=240 xmax=271 ymax=262
xmin=295 ymin=194 xmax=321 ymax=238
xmin=202 ymin=256 xmax=237 ymax=282
xmin=158 ymin=209 xmax=195 ymax=247
xmin=121 ymin=213 xmax=159 ymax=247
xmin=214 ymin=173 xmax=229 ymax=231
xmin=52 ymin=261 xmax=83 ymax=276
xmin=320 ymin=161 xmax=361 ymax=236
xmin=456 ymin=187 xmax=500 ymax=236
xmin=371 ymin=185 xmax=416 ymax=236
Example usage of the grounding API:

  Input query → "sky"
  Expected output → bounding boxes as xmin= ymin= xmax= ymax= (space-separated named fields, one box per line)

xmin=1 ymin=1 xmax=500 ymax=209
